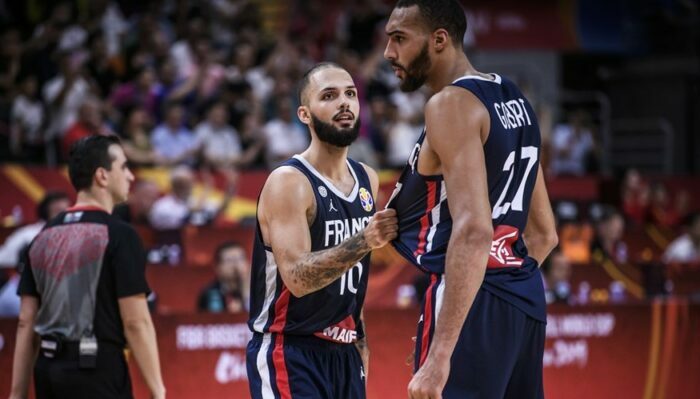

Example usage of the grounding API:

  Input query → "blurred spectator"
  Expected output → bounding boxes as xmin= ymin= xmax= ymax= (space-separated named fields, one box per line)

xmin=10 ymin=75 xmax=46 ymax=163
xmin=385 ymin=100 xmax=422 ymax=168
xmin=663 ymin=213 xmax=700 ymax=263
xmin=559 ymin=220 xmax=594 ymax=264
xmin=542 ymin=248 xmax=573 ymax=305
xmin=365 ymin=95 xmax=390 ymax=166
xmin=109 ymin=65 xmax=159 ymax=118
xmin=149 ymin=166 xmax=234 ymax=231
xmin=0 ymin=192 xmax=70 ymax=268
xmin=121 ymin=107 xmax=160 ymax=166
xmin=150 ymin=103 xmax=198 ymax=165
xmin=43 ymin=50 xmax=92 ymax=145
xmin=0 ymin=28 xmax=23 ymax=95
xmin=153 ymin=59 xmax=196 ymax=122
xmin=236 ymin=112 xmax=267 ymax=169
xmin=591 ymin=206 xmax=629 ymax=264
xmin=195 ymin=102 xmax=242 ymax=168
xmin=40 ymin=2 xmax=87 ymax=52
xmin=91 ymin=0 xmax=128 ymax=58
xmin=197 ymin=241 xmax=250 ymax=313
xmin=337 ymin=0 xmax=387 ymax=58
xmin=621 ymin=168 xmax=650 ymax=225
xmin=189 ymin=37 xmax=227 ymax=102
xmin=113 ymin=180 xmax=160 ymax=225
xmin=226 ymin=41 xmax=274 ymax=103
xmin=549 ymin=109 xmax=596 ymax=176
xmin=169 ymin=16 xmax=206 ymax=80
xmin=263 ymin=97 xmax=308 ymax=167
xmin=62 ymin=99 xmax=114 ymax=158
xmin=222 ymin=79 xmax=256 ymax=129
xmin=86 ymin=32 xmax=121 ymax=98
xmin=648 ymin=182 xmax=682 ymax=228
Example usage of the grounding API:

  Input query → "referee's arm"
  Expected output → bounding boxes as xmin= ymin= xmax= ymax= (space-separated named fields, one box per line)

xmin=119 ymin=295 xmax=166 ymax=399
xmin=9 ymin=296 xmax=39 ymax=399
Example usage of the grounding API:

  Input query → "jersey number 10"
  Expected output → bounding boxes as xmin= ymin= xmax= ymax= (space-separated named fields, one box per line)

xmin=340 ymin=262 xmax=363 ymax=295
xmin=491 ymin=146 xmax=538 ymax=219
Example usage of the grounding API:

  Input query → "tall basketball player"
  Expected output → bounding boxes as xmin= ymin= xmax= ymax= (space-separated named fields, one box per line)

xmin=246 ymin=63 xmax=398 ymax=399
xmin=384 ymin=1 xmax=558 ymax=398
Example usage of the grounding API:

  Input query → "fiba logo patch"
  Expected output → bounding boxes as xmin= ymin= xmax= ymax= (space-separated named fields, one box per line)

xmin=318 ymin=186 xmax=328 ymax=198
xmin=359 ymin=188 xmax=373 ymax=212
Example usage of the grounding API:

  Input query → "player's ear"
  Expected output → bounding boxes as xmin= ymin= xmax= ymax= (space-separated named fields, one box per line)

xmin=297 ymin=105 xmax=311 ymax=125
xmin=434 ymin=28 xmax=449 ymax=52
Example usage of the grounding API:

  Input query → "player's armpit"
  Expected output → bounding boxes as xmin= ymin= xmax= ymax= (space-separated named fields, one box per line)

xmin=522 ymin=165 xmax=558 ymax=265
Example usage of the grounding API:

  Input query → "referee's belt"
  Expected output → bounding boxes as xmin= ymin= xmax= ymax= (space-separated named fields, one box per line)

xmin=39 ymin=335 xmax=122 ymax=360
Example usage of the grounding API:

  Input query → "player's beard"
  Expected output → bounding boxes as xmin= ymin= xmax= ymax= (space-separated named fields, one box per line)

xmin=393 ymin=41 xmax=431 ymax=92
xmin=311 ymin=113 xmax=361 ymax=148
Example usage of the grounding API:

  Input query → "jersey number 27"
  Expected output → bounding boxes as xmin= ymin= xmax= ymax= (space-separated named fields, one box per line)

xmin=491 ymin=146 xmax=538 ymax=219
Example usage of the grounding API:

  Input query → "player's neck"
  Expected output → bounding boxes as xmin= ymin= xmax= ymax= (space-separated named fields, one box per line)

xmin=300 ymin=143 xmax=350 ymax=182
xmin=75 ymin=190 xmax=114 ymax=214
xmin=426 ymin=52 xmax=481 ymax=93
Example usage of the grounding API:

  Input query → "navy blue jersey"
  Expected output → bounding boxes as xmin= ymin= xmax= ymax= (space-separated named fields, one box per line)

xmin=248 ymin=155 xmax=375 ymax=343
xmin=388 ymin=74 xmax=546 ymax=322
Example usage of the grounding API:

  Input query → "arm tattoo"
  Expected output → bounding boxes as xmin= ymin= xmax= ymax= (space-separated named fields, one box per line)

xmin=289 ymin=231 xmax=371 ymax=294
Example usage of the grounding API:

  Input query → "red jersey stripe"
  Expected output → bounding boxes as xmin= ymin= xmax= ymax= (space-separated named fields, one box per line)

xmin=414 ymin=181 xmax=438 ymax=258
xmin=419 ymin=274 xmax=438 ymax=367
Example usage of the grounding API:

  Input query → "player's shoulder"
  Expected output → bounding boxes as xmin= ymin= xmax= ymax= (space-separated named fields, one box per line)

xmin=426 ymin=85 xmax=487 ymax=115
xmin=357 ymin=161 xmax=379 ymax=196
xmin=266 ymin=165 xmax=310 ymax=189
xmin=262 ymin=165 xmax=314 ymax=204
xmin=357 ymin=161 xmax=378 ymax=181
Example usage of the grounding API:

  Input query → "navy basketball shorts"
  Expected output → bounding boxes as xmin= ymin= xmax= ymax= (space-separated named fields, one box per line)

xmin=247 ymin=333 xmax=366 ymax=399
xmin=415 ymin=274 xmax=546 ymax=399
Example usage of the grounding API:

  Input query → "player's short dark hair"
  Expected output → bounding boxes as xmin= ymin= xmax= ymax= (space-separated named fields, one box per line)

xmin=215 ymin=241 xmax=245 ymax=264
xmin=68 ymin=135 xmax=122 ymax=192
xmin=36 ymin=191 xmax=70 ymax=221
xmin=396 ymin=0 xmax=467 ymax=47
xmin=298 ymin=62 xmax=344 ymax=106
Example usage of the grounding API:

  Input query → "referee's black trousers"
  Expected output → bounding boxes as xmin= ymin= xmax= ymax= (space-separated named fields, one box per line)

xmin=34 ymin=342 xmax=133 ymax=399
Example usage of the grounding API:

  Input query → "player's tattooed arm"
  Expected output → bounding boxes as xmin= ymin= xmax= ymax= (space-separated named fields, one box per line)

xmin=259 ymin=167 xmax=398 ymax=297
xmin=287 ymin=231 xmax=368 ymax=290
xmin=285 ymin=208 xmax=397 ymax=296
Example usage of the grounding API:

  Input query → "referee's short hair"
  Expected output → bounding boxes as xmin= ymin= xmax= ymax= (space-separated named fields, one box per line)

xmin=68 ymin=135 xmax=122 ymax=192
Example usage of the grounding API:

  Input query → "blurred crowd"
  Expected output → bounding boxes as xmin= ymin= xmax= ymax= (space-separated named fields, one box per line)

xmin=0 ymin=0 xmax=432 ymax=171
xmin=1 ymin=1 xmax=699 ymax=316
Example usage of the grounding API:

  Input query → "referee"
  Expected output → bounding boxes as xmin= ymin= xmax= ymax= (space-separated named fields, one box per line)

xmin=9 ymin=136 xmax=165 ymax=399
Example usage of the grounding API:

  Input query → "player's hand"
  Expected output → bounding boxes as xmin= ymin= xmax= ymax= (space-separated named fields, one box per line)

xmin=355 ymin=337 xmax=370 ymax=384
xmin=151 ymin=386 xmax=166 ymax=399
xmin=407 ymin=357 xmax=450 ymax=399
xmin=363 ymin=208 xmax=398 ymax=249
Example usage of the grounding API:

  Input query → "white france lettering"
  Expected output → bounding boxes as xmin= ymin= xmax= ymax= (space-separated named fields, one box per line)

xmin=325 ymin=221 xmax=334 ymax=246
xmin=335 ymin=220 xmax=344 ymax=245
xmin=325 ymin=217 xmax=374 ymax=247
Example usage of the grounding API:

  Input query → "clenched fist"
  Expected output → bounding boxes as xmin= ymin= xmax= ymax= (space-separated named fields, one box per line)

xmin=363 ymin=208 xmax=399 ymax=249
